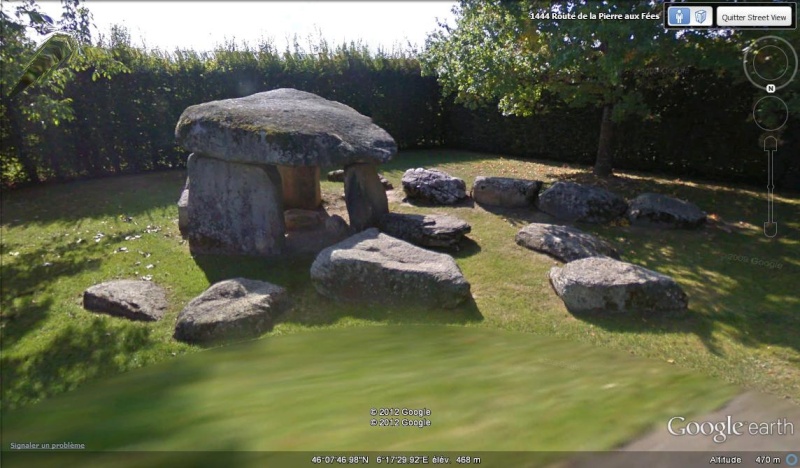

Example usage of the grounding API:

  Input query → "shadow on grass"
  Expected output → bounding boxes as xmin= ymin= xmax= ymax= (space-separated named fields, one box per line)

xmin=1 ymin=170 xmax=186 ymax=228
xmin=192 ymin=252 xmax=484 ymax=331
xmin=1 ymin=318 xmax=161 ymax=411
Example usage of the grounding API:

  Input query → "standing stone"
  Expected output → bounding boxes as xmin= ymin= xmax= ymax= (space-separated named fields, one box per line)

xmin=277 ymin=165 xmax=321 ymax=210
xmin=83 ymin=280 xmax=168 ymax=322
xmin=402 ymin=168 xmax=468 ymax=205
xmin=187 ymin=154 xmax=285 ymax=256
xmin=537 ymin=182 xmax=628 ymax=224
xmin=626 ymin=193 xmax=707 ymax=229
xmin=344 ymin=163 xmax=389 ymax=231
xmin=472 ymin=176 xmax=543 ymax=207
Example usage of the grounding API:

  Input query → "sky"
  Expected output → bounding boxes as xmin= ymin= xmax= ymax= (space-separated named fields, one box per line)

xmin=23 ymin=1 xmax=458 ymax=53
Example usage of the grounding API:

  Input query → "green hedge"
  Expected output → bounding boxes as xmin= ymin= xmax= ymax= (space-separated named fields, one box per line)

xmin=3 ymin=41 xmax=797 ymax=190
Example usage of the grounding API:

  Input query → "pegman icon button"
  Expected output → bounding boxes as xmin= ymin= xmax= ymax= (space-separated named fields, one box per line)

xmin=766 ymin=84 xmax=776 ymax=93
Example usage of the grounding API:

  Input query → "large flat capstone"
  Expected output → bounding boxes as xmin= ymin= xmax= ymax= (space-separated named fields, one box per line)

xmin=310 ymin=229 xmax=471 ymax=309
xmin=175 ymin=88 xmax=397 ymax=167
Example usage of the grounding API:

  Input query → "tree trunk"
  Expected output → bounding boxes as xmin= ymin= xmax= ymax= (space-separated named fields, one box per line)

xmin=593 ymin=104 xmax=615 ymax=177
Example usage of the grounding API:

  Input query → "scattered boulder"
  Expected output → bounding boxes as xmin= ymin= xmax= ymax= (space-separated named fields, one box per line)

xmin=379 ymin=213 xmax=471 ymax=250
xmin=472 ymin=176 xmax=543 ymax=207
xmin=344 ymin=163 xmax=389 ymax=231
xmin=329 ymin=169 xmax=393 ymax=190
xmin=310 ymin=228 xmax=471 ymax=309
xmin=175 ymin=88 xmax=397 ymax=167
xmin=626 ymin=193 xmax=707 ymax=229
xmin=83 ymin=280 xmax=168 ymax=322
xmin=177 ymin=179 xmax=189 ymax=237
xmin=402 ymin=168 xmax=467 ymax=205
xmin=537 ymin=182 xmax=628 ymax=224
xmin=516 ymin=223 xmax=620 ymax=262
xmin=549 ymin=257 xmax=688 ymax=314
xmin=327 ymin=169 xmax=345 ymax=182
xmin=174 ymin=278 xmax=291 ymax=344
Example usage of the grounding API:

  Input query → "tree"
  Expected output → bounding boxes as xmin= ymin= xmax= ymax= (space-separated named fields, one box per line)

xmin=421 ymin=0 xmax=742 ymax=176
xmin=1 ymin=0 xmax=127 ymax=185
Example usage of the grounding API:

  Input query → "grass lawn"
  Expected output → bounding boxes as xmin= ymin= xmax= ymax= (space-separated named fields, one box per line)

xmin=2 ymin=149 xmax=798 ymax=456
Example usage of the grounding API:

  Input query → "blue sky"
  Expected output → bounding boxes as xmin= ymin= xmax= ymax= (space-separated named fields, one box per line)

xmin=25 ymin=1 xmax=458 ymax=52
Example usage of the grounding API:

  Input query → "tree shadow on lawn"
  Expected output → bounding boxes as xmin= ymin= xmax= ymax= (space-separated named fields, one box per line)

xmin=1 ymin=318 xmax=161 ymax=412
xmin=192 ymin=252 xmax=484 ymax=331
xmin=568 ymin=230 xmax=800 ymax=357
xmin=1 ymin=170 xmax=186 ymax=228
xmin=1 ymin=242 xmax=104 ymax=349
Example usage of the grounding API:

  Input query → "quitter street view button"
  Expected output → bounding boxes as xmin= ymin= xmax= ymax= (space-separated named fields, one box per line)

xmin=717 ymin=6 xmax=794 ymax=27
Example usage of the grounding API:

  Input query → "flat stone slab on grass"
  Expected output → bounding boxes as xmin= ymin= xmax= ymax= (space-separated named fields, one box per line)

xmin=626 ymin=192 xmax=707 ymax=229
xmin=537 ymin=182 xmax=628 ymax=224
xmin=549 ymin=257 xmax=688 ymax=314
xmin=310 ymin=228 xmax=471 ymax=309
xmin=174 ymin=278 xmax=291 ymax=344
xmin=175 ymin=88 xmax=397 ymax=167
xmin=516 ymin=223 xmax=620 ymax=262
xmin=378 ymin=213 xmax=471 ymax=250
xmin=83 ymin=280 xmax=168 ymax=322
xmin=472 ymin=176 xmax=543 ymax=207
xmin=402 ymin=168 xmax=467 ymax=205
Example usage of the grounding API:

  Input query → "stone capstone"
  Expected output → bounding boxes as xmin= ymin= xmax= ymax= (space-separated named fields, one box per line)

xmin=378 ymin=213 xmax=471 ymax=250
xmin=83 ymin=280 xmax=168 ymax=321
xmin=175 ymin=88 xmax=397 ymax=167
xmin=310 ymin=228 xmax=471 ymax=309
xmin=174 ymin=278 xmax=291 ymax=344
xmin=537 ymin=182 xmax=628 ymax=224
xmin=186 ymin=154 xmax=285 ymax=256
xmin=626 ymin=193 xmax=707 ymax=229
xmin=515 ymin=223 xmax=620 ymax=262
xmin=471 ymin=176 xmax=543 ymax=207
xmin=549 ymin=257 xmax=688 ymax=314
xmin=402 ymin=168 xmax=467 ymax=205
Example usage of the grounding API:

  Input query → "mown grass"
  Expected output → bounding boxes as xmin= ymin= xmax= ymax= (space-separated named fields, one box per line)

xmin=1 ymin=149 xmax=798 ymax=455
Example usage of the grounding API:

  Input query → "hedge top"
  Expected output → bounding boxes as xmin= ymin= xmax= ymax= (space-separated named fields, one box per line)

xmin=174 ymin=88 xmax=397 ymax=167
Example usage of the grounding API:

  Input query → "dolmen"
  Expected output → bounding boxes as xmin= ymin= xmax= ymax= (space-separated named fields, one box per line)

xmin=310 ymin=229 xmax=471 ymax=309
xmin=626 ymin=193 xmax=707 ymax=229
xmin=402 ymin=168 xmax=467 ymax=205
xmin=175 ymin=88 xmax=397 ymax=256
xmin=471 ymin=176 xmax=543 ymax=207
xmin=537 ymin=182 xmax=627 ymax=224
xmin=549 ymin=257 xmax=688 ymax=315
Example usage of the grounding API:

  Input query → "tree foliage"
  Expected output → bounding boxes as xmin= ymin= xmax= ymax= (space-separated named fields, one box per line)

xmin=421 ymin=0 xmax=763 ymax=176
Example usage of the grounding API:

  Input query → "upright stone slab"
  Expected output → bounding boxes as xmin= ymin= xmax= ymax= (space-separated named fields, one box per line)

xmin=187 ymin=154 xmax=285 ymax=256
xmin=344 ymin=163 xmax=389 ymax=231
xmin=277 ymin=165 xmax=321 ymax=210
